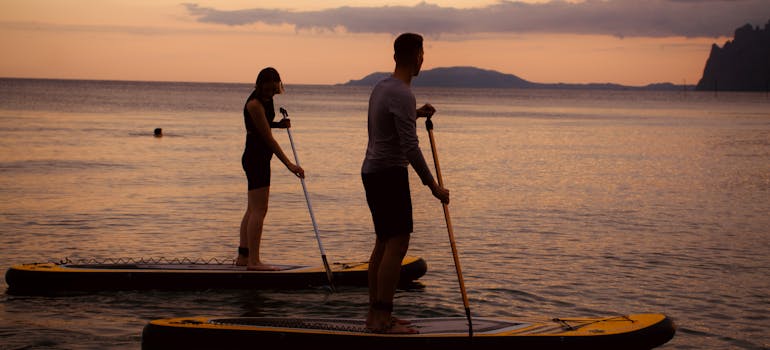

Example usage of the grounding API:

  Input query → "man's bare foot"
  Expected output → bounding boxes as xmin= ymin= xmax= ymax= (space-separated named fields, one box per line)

xmin=366 ymin=308 xmax=415 ymax=333
xmin=367 ymin=322 xmax=419 ymax=334
xmin=392 ymin=316 xmax=411 ymax=325
xmin=235 ymin=256 xmax=248 ymax=266
xmin=246 ymin=263 xmax=282 ymax=271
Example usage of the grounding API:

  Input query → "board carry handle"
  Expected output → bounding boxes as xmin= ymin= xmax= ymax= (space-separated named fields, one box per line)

xmin=425 ymin=115 xmax=473 ymax=337
xmin=280 ymin=107 xmax=336 ymax=292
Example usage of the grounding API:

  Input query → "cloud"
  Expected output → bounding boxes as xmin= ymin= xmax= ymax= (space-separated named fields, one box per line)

xmin=183 ymin=0 xmax=770 ymax=38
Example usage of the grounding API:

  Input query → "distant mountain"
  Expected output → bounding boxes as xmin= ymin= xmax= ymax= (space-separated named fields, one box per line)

xmin=342 ymin=66 xmax=688 ymax=91
xmin=413 ymin=66 xmax=535 ymax=88
xmin=696 ymin=20 xmax=770 ymax=92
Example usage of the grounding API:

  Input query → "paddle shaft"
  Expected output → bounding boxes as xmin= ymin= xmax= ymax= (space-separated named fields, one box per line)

xmin=425 ymin=117 xmax=473 ymax=337
xmin=280 ymin=108 xmax=335 ymax=291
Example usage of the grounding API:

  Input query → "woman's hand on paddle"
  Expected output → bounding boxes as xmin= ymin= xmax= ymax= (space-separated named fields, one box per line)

xmin=276 ymin=118 xmax=291 ymax=128
xmin=287 ymin=163 xmax=305 ymax=178
xmin=429 ymin=181 xmax=450 ymax=204
xmin=416 ymin=104 xmax=436 ymax=119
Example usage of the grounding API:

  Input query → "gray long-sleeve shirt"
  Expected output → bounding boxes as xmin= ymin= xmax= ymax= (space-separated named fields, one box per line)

xmin=361 ymin=77 xmax=435 ymax=186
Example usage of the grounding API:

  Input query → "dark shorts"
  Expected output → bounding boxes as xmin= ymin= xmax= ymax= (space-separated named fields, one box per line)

xmin=362 ymin=166 xmax=413 ymax=240
xmin=242 ymin=146 xmax=272 ymax=190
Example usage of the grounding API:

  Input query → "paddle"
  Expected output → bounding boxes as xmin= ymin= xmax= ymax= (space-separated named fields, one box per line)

xmin=425 ymin=114 xmax=473 ymax=337
xmin=279 ymin=107 xmax=336 ymax=292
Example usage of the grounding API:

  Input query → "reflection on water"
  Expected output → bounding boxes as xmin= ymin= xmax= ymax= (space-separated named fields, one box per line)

xmin=1 ymin=79 xmax=769 ymax=349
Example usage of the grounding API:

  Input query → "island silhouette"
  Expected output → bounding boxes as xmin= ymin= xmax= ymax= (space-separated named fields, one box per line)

xmin=344 ymin=19 xmax=770 ymax=92
xmin=342 ymin=66 xmax=686 ymax=91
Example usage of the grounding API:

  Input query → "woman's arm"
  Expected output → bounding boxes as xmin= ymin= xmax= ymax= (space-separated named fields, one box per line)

xmin=270 ymin=119 xmax=291 ymax=128
xmin=247 ymin=100 xmax=304 ymax=178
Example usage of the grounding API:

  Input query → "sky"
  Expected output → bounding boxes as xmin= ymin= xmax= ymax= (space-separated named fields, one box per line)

xmin=1 ymin=0 xmax=769 ymax=86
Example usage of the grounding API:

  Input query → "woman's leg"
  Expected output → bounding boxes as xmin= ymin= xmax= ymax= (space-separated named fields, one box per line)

xmin=246 ymin=186 xmax=280 ymax=270
xmin=236 ymin=205 xmax=250 ymax=266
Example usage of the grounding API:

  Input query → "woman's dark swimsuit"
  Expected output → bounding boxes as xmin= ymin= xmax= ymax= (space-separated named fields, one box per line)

xmin=242 ymin=91 xmax=278 ymax=190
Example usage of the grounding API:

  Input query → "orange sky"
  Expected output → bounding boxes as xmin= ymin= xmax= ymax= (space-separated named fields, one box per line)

xmin=1 ymin=0 xmax=764 ymax=86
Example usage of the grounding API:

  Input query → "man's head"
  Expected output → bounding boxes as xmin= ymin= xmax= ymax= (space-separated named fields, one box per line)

xmin=394 ymin=33 xmax=424 ymax=76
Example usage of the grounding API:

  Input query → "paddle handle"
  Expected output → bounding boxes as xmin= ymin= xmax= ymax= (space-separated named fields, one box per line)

xmin=426 ymin=117 xmax=473 ymax=337
xmin=281 ymin=108 xmax=336 ymax=291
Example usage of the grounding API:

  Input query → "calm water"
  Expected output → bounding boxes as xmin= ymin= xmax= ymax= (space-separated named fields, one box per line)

xmin=1 ymin=78 xmax=768 ymax=349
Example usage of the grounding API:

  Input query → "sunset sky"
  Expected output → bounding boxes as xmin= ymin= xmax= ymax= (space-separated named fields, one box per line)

xmin=1 ymin=0 xmax=768 ymax=86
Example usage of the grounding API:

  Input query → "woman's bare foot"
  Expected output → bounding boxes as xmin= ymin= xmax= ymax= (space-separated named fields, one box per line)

xmin=246 ymin=263 xmax=282 ymax=271
xmin=236 ymin=247 xmax=248 ymax=266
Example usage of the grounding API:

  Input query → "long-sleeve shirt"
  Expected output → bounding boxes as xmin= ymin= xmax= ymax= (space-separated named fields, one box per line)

xmin=361 ymin=77 xmax=435 ymax=186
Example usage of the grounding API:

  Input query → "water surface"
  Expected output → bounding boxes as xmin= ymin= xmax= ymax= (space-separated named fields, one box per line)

xmin=1 ymin=79 xmax=768 ymax=349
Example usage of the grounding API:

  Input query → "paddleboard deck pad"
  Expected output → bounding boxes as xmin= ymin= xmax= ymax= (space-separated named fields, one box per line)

xmin=4 ymin=256 xmax=427 ymax=294
xmin=142 ymin=313 xmax=675 ymax=350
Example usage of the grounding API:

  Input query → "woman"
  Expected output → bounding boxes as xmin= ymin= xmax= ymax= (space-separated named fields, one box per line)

xmin=237 ymin=67 xmax=305 ymax=270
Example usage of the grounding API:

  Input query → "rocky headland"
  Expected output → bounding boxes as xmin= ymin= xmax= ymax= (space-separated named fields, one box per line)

xmin=696 ymin=20 xmax=770 ymax=92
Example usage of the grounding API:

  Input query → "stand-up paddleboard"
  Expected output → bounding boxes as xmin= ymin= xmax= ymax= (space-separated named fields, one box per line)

xmin=142 ymin=313 xmax=675 ymax=350
xmin=4 ymin=256 xmax=427 ymax=294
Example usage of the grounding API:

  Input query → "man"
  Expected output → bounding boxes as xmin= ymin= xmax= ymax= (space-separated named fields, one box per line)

xmin=361 ymin=32 xmax=450 ymax=334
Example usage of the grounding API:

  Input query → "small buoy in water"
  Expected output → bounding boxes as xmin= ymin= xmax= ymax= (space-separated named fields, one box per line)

xmin=154 ymin=128 xmax=163 ymax=137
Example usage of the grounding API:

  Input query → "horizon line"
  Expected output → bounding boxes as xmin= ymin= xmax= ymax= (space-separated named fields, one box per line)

xmin=0 ymin=67 xmax=696 ymax=89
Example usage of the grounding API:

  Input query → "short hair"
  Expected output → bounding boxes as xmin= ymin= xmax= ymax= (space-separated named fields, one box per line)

xmin=394 ymin=33 xmax=423 ymax=66
xmin=255 ymin=67 xmax=284 ymax=94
